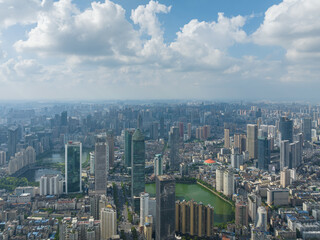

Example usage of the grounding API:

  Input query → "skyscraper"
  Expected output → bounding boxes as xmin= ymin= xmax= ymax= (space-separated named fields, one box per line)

xmin=223 ymin=170 xmax=234 ymax=197
xmin=247 ymin=124 xmax=258 ymax=159
xmin=95 ymin=135 xmax=108 ymax=193
xmin=156 ymin=175 xmax=175 ymax=240
xmin=178 ymin=122 xmax=184 ymax=138
xmin=187 ymin=123 xmax=192 ymax=140
xmin=159 ymin=116 xmax=165 ymax=139
xmin=65 ymin=142 xmax=82 ymax=194
xmin=224 ymin=129 xmax=230 ymax=148
xmin=303 ymin=117 xmax=312 ymax=141
xmin=100 ymin=206 xmax=117 ymax=240
xmin=150 ymin=122 xmax=159 ymax=140
xmin=124 ymin=129 xmax=134 ymax=167
xmin=154 ymin=154 xmax=163 ymax=176
xmin=140 ymin=192 xmax=149 ymax=226
xmin=280 ymin=140 xmax=289 ymax=170
xmin=235 ymin=201 xmax=249 ymax=227
xmin=216 ymin=168 xmax=224 ymax=192
xmin=169 ymin=126 xmax=179 ymax=170
xmin=258 ymin=137 xmax=270 ymax=170
xmin=8 ymin=126 xmax=18 ymax=158
xmin=279 ymin=116 xmax=293 ymax=143
xmin=131 ymin=129 xmax=145 ymax=212
xmin=61 ymin=111 xmax=68 ymax=126
xmin=256 ymin=206 xmax=267 ymax=232
xmin=107 ymin=131 xmax=114 ymax=168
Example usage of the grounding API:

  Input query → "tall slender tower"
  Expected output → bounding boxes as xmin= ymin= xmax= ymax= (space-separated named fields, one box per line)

xmin=95 ymin=135 xmax=108 ymax=193
xmin=169 ymin=126 xmax=179 ymax=170
xmin=279 ymin=117 xmax=293 ymax=143
xmin=258 ymin=137 xmax=270 ymax=170
xmin=224 ymin=129 xmax=230 ymax=148
xmin=246 ymin=124 xmax=258 ymax=159
xmin=156 ymin=175 xmax=175 ymax=240
xmin=65 ymin=141 xmax=82 ymax=194
xmin=8 ymin=126 xmax=18 ymax=158
xmin=107 ymin=131 xmax=114 ymax=168
xmin=131 ymin=129 xmax=145 ymax=212
xmin=124 ymin=129 xmax=134 ymax=167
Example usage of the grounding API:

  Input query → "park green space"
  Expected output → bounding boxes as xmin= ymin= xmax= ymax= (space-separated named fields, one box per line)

xmin=145 ymin=183 xmax=234 ymax=224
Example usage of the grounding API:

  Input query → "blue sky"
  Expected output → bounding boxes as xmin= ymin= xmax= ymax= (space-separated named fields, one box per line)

xmin=0 ymin=0 xmax=319 ymax=101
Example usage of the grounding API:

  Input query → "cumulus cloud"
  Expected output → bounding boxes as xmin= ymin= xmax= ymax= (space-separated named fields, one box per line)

xmin=15 ymin=0 xmax=141 ymax=62
xmin=0 ymin=0 xmax=45 ymax=28
xmin=253 ymin=0 xmax=320 ymax=62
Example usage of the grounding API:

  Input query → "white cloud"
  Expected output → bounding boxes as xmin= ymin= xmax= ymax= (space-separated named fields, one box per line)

xmin=14 ymin=0 xmax=141 ymax=62
xmin=0 ymin=0 xmax=44 ymax=28
xmin=253 ymin=0 xmax=320 ymax=62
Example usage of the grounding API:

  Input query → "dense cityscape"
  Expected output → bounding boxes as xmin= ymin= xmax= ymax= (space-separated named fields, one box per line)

xmin=0 ymin=101 xmax=318 ymax=239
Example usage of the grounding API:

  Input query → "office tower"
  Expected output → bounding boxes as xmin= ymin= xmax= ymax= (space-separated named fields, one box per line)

xmin=90 ymin=195 xmax=100 ymax=220
xmin=8 ymin=126 xmax=18 ymax=158
xmin=95 ymin=136 xmax=108 ymax=193
xmin=303 ymin=117 xmax=312 ymax=141
xmin=247 ymin=124 xmax=258 ymax=159
xmin=150 ymin=122 xmax=159 ymax=140
xmin=248 ymin=193 xmax=261 ymax=224
xmin=140 ymin=192 xmax=149 ymax=226
xmin=0 ymin=151 xmax=6 ymax=166
xmin=178 ymin=122 xmax=184 ymax=138
xmin=279 ymin=116 xmax=293 ymax=143
xmin=159 ymin=116 xmax=165 ymax=139
xmin=154 ymin=154 xmax=163 ymax=176
xmin=61 ymin=111 xmax=68 ymax=126
xmin=280 ymin=140 xmax=289 ymax=170
xmin=169 ymin=126 xmax=180 ymax=170
xmin=156 ymin=175 xmax=175 ymax=240
xmin=131 ymin=129 xmax=145 ymax=212
xmin=65 ymin=142 xmax=82 ymax=194
xmin=187 ymin=123 xmax=192 ymax=140
xmin=100 ymin=206 xmax=117 ymax=240
xmin=124 ymin=129 xmax=134 ymax=167
xmin=235 ymin=201 xmax=249 ymax=227
xmin=223 ymin=170 xmax=234 ymax=197
xmin=289 ymin=142 xmax=297 ymax=169
xmin=280 ymin=168 xmax=291 ymax=188
xmin=234 ymin=134 xmax=240 ymax=150
xmin=137 ymin=113 xmax=143 ymax=129
xmin=256 ymin=206 xmax=267 ymax=232
xmin=258 ymin=137 xmax=270 ymax=170
xmin=231 ymin=153 xmax=243 ymax=169
xmin=224 ymin=129 xmax=230 ymax=148
xmin=107 ymin=131 xmax=114 ymax=168
xmin=203 ymin=125 xmax=210 ymax=140
xmin=89 ymin=151 xmax=95 ymax=175
xmin=216 ymin=168 xmax=224 ymax=192
xmin=240 ymin=134 xmax=247 ymax=153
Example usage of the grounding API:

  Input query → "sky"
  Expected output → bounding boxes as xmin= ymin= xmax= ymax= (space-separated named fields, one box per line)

xmin=0 ymin=0 xmax=319 ymax=101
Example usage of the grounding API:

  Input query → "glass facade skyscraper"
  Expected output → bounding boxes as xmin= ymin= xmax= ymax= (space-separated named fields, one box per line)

xmin=65 ymin=141 xmax=82 ymax=194
xmin=279 ymin=117 xmax=293 ymax=143
xmin=258 ymin=137 xmax=270 ymax=170
xmin=124 ymin=129 xmax=134 ymax=167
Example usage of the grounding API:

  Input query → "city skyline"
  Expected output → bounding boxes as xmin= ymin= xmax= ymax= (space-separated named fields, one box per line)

xmin=0 ymin=0 xmax=319 ymax=101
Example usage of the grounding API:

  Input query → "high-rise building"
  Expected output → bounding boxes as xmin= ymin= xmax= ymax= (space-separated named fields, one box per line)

xmin=156 ymin=175 xmax=175 ymax=240
xmin=100 ymin=206 xmax=117 ymax=240
xmin=154 ymin=154 xmax=163 ymax=176
xmin=202 ymin=125 xmax=210 ymax=140
xmin=256 ymin=206 xmax=267 ymax=232
xmin=178 ymin=122 xmax=184 ymax=138
xmin=65 ymin=142 xmax=82 ymax=194
xmin=0 ymin=151 xmax=6 ymax=166
xmin=216 ymin=168 xmax=224 ymax=192
xmin=280 ymin=168 xmax=291 ymax=188
xmin=131 ymin=129 xmax=145 ymax=212
xmin=231 ymin=153 xmax=243 ymax=169
xmin=150 ymin=122 xmax=159 ymax=140
xmin=95 ymin=136 xmax=108 ymax=193
xmin=90 ymin=195 xmax=100 ymax=220
xmin=279 ymin=117 xmax=293 ymax=143
xmin=89 ymin=151 xmax=95 ymax=175
xmin=247 ymin=124 xmax=258 ymax=159
xmin=8 ymin=126 xmax=18 ymax=158
xmin=258 ymin=137 xmax=270 ymax=170
xmin=187 ymin=123 xmax=192 ymax=140
xmin=267 ymin=188 xmax=289 ymax=206
xmin=107 ymin=131 xmax=114 ymax=168
xmin=248 ymin=193 xmax=261 ymax=224
xmin=40 ymin=174 xmax=63 ymax=196
xmin=140 ymin=192 xmax=149 ymax=227
xmin=137 ymin=113 xmax=143 ymax=130
xmin=124 ymin=129 xmax=134 ymax=167
xmin=223 ymin=170 xmax=234 ymax=197
xmin=303 ymin=117 xmax=312 ymax=141
xmin=235 ymin=201 xmax=249 ymax=227
xmin=175 ymin=200 xmax=214 ymax=237
xmin=224 ymin=129 xmax=230 ymax=148
xmin=169 ymin=126 xmax=180 ymax=170
xmin=160 ymin=116 xmax=165 ymax=139
xmin=61 ymin=111 xmax=68 ymax=126
xmin=280 ymin=140 xmax=289 ymax=170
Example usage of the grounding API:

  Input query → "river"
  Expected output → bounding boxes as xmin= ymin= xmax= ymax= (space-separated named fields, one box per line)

xmin=145 ymin=183 xmax=234 ymax=225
